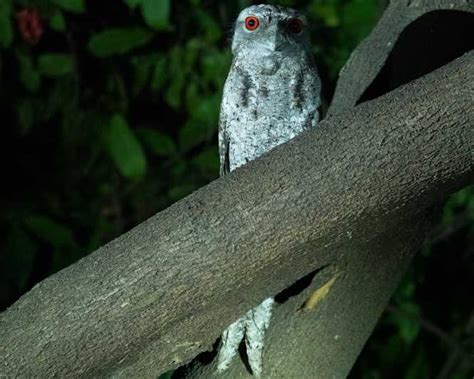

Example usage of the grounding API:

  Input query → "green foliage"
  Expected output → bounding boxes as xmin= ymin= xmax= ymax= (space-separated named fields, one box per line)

xmin=0 ymin=225 xmax=35 ymax=299
xmin=0 ymin=1 xmax=13 ymax=48
xmin=49 ymin=10 xmax=66 ymax=31
xmin=140 ymin=0 xmax=171 ymax=30
xmin=137 ymin=128 xmax=177 ymax=156
xmin=124 ymin=0 xmax=142 ymax=10
xmin=17 ymin=99 xmax=35 ymax=134
xmin=16 ymin=51 xmax=42 ymax=92
xmin=103 ymin=114 xmax=147 ymax=180
xmin=50 ymin=0 xmax=85 ymax=13
xmin=38 ymin=53 xmax=74 ymax=77
xmin=442 ymin=186 xmax=474 ymax=226
xmin=88 ymin=28 xmax=154 ymax=57
xmin=123 ymin=0 xmax=171 ymax=30
xmin=24 ymin=215 xmax=75 ymax=247
xmin=0 ymin=1 xmax=472 ymax=378
xmin=388 ymin=280 xmax=421 ymax=345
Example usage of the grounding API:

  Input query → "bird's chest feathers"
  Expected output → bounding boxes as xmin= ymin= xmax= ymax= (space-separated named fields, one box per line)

xmin=223 ymin=52 xmax=314 ymax=170
xmin=225 ymin=63 xmax=307 ymax=169
xmin=233 ymin=62 xmax=305 ymax=121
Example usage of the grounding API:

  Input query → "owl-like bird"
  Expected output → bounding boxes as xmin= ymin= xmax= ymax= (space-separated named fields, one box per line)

xmin=216 ymin=4 xmax=321 ymax=377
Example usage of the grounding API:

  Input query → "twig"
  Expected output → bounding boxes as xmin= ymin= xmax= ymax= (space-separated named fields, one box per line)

xmin=386 ymin=304 xmax=459 ymax=349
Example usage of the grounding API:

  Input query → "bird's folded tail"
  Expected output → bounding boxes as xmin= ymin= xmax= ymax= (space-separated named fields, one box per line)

xmin=244 ymin=297 xmax=275 ymax=378
xmin=216 ymin=317 xmax=245 ymax=373
xmin=216 ymin=297 xmax=274 ymax=377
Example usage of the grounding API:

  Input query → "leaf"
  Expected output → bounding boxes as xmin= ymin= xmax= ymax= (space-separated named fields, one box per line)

xmin=164 ymin=74 xmax=184 ymax=109
xmin=311 ymin=4 xmax=340 ymax=27
xmin=194 ymin=94 xmax=220 ymax=124
xmin=178 ymin=121 xmax=201 ymax=153
xmin=195 ymin=8 xmax=221 ymax=43
xmin=88 ymin=28 xmax=153 ymax=58
xmin=50 ymin=10 xmax=66 ymax=31
xmin=0 ymin=0 xmax=12 ymax=13
xmin=201 ymin=49 xmax=231 ymax=87
xmin=50 ymin=0 xmax=85 ymax=13
xmin=131 ymin=55 xmax=154 ymax=95
xmin=179 ymin=94 xmax=220 ymax=152
xmin=193 ymin=147 xmax=219 ymax=174
xmin=124 ymin=0 xmax=141 ymax=9
xmin=43 ymin=79 xmax=76 ymax=121
xmin=170 ymin=159 xmax=188 ymax=178
xmin=168 ymin=184 xmax=195 ymax=201
xmin=185 ymin=82 xmax=199 ymax=111
xmin=398 ymin=309 xmax=420 ymax=345
xmin=164 ymin=47 xmax=185 ymax=108
xmin=17 ymin=100 xmax=35 ymax=134
xmin=140 ymin=0 xmax=170 ymax=30
xmin=183 ymin=38 xmax=201 ymax=71
xmin=0 ymin=225 xmax=36 ymax=294
xmin=38 ymin=54 xmax=74 ymax=77
xmin=405 ymin=349 xmax=428 ymax=379
xmin=103 ymin=114 xmax=147 ymax=180
xmin=0 ymin=13 xmax=13 ymax=48
xmin=150 ymin=55 xmax=168 ymax=92
xmin=24 ymin=215 xmax=75 ymax=248
xmin=387 ymin=302 xmax=421 ymax=346
xmin=16 ymin=51 xmax=41 ymax=93
xmin=137 ymin=128 xmax=176 ymax=156
xmin=342 ymin=0 xmax=378 ymax=40
xmin=379 ymin=334 xmax=404 ymax=366
xmin=86 ymin=215 xmax=114 ymax=252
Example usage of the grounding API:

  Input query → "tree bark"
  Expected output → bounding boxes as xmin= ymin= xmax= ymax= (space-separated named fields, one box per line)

xmin=0 ymin=2 xmax=473 ymax=379
xmin=328 ymin=0 xmax=473 ymax=116
xmin=182 ymin=1 xmax=474 ymax=376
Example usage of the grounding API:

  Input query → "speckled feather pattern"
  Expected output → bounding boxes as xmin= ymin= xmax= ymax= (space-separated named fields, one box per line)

xmin=217 ymin=4 xmax=321 ymax=377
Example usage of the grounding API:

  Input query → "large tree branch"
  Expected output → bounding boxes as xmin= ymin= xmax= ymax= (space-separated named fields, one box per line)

xmin=328 ymin=0 xmax=473 ymax=116
xmin=0 ymin=43 xmax=472 ymax=377
xmin=183 ymin=2 xmax=474 ymax=376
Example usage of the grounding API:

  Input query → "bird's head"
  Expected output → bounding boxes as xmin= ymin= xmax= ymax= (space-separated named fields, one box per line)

xmin=231 ymin=4 xmax=311 ymax=58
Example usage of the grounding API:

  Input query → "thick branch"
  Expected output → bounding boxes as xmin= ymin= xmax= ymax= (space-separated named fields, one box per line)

xmin=183 ymin=218 xmax=433 ymax=378
xmin=0 ymin=49 xmax=472 ymax=377
xmin=328 ymin=0 xmax=473 ymax=116
xmin=184 ymin=2 xmax=474 ymax=377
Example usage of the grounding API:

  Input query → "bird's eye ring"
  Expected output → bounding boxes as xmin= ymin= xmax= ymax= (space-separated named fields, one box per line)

xmin=244 ymin=16 xmax=260 ymax=31
xmin=287 ymin=18 xmax=304 ymax=34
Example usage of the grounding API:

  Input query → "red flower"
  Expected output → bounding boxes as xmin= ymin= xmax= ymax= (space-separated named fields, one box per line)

xmin=17 ymin=8 xmax=44 ymax=45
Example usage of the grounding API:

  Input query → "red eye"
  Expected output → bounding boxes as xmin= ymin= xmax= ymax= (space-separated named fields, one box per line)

xmin=244 ymin=16 xmax=260 ymax=31
xmin=287 ymin=18 xmax=304 ymax=34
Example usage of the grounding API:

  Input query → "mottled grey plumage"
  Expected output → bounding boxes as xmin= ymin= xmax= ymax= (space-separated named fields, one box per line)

xmin=217 ymin=4 xmax=321 ymax=377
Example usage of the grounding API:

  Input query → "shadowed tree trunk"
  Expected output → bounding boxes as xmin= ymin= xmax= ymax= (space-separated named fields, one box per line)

xmin=0 ymin=1 xmax=472 ymax=378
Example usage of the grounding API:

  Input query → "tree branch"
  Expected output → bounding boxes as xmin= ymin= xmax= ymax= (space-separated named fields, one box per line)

xmin=0 ymin=46 xmax=472 ymax=377
xmin=181 ymin=3 xmax=473 ymax=376
xmin=328 ymin=0 xmax=473 ymax=116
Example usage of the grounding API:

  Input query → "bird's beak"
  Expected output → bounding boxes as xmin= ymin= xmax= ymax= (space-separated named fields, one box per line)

xmin=261 ymin=28 xmax=284 ymax=52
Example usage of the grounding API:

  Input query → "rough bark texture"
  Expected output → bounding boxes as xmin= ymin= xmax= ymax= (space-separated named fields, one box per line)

xmin=328 ymin=0 xmax=473 ymax=116
xmin=180 ymin=57 xmax=473 ymax=379
xmin=181 ymin=1 xmax=474 ymax=377
xmin=0 ymin=2 xmax=473 ymax=379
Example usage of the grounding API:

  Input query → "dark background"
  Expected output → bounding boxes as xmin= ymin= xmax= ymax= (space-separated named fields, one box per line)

xmin=0 ymin=0 xmax=472 ymax=378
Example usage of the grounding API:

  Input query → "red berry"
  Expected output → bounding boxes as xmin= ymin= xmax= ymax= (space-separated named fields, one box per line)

xmin=17 ymin=8 xmax=44 ymax=45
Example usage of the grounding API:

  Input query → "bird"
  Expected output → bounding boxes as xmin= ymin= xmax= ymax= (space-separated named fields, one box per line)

xmin=216 ymin=4 xmax=321 ymax=377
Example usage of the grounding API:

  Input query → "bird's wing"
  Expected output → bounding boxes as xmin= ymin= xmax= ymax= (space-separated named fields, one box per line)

xmin=219 ymin=64 xmax=247 ymax=176
xmin=307 ymin=60 xmax=322 ymax=125
xmin=218 ymin=103 xmax=230 ymax=176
